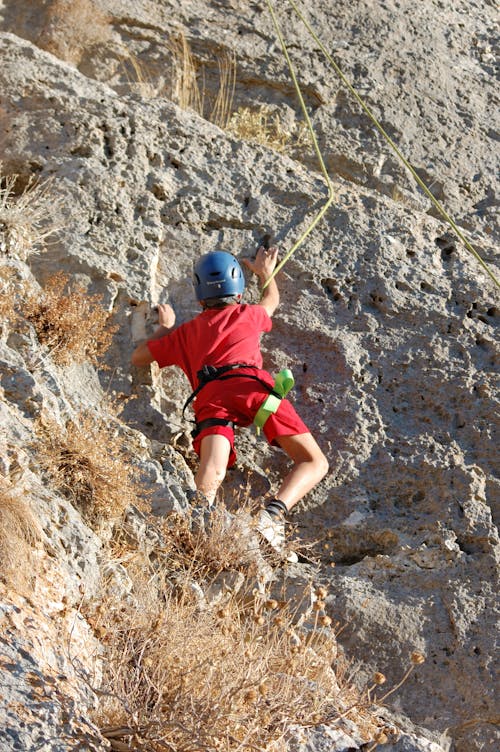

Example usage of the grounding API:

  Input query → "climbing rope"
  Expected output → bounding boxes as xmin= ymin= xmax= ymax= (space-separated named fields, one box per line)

xmin=263 ymin=0 xmax=499 ymax=291
xmin=261 ymin=0 xmax=334 ymax=289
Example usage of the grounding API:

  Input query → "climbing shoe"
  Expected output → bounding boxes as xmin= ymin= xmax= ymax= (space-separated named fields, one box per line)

xmin=255 ymin=508 xmax=299 ymax=564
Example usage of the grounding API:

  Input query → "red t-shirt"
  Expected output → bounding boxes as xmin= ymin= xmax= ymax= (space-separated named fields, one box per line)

xmin=147 ymin=303 xmax=309 ymax=464
xmin=147 ymin=303 xmax=272 ymax=389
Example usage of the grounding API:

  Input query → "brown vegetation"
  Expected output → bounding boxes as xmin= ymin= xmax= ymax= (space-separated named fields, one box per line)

xmin=92 ymin=534 xmax=376 ymax=751
xmin=24 ymin=272 xmax=117 ymax=366
xmin=0 ymin=478 xmax=42 ymax=593
xmin=0 ymin=265 xmax=19 ymax=324
xmin=0 ymin=171 xmax=61 ymax=260
xmin=36 ymin=411 xmax=147 ymax=525
xmin=165 ymin=32 xmax=237 ymax=128
xmin=228 ymin=105 xmax=309 ymax=153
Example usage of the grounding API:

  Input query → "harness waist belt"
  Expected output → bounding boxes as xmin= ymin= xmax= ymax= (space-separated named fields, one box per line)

xmin=182 ymin=363 xmax=261 ymax=419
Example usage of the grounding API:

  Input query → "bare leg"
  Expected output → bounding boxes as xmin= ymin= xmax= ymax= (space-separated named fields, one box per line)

xmin=194 ymin=434 xmax=232 ymax=505
xmin=274 ymin=433 xmax=329 ymax=511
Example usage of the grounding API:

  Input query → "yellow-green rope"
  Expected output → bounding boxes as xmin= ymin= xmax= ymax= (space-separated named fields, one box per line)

xmin=262 ymin=0 xmax=335 ymax=289
xmin=286 ymin=0 xmax=499 ymax=291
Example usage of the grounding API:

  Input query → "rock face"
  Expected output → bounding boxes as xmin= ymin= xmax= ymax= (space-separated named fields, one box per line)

xmin=0 ymin=1 xmax=498 ymax=751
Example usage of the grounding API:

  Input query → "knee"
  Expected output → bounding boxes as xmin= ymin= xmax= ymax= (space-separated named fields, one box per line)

xmin=212 ymin=465 xmax=227 ymax=484
xmin=315 ymin=451 xmax=329 ymax=480
xmin=199 ymin=459 xmax=226 ymax=484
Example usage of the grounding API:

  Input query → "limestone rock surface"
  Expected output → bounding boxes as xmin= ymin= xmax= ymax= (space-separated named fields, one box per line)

xmin=0 ymin=1 xmax=498 ymax=750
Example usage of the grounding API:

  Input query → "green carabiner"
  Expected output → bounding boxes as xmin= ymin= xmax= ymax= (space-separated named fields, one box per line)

xmin=254 ymin=368 xmax=294 ymax=433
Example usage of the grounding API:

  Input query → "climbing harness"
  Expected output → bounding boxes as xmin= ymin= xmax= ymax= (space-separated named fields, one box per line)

xmin=182 ymin=364 xmax=261 ymax=419
xmin=191 ymin=417 xmax=235 ymax=440
xmin=262 ymin=0 xmax=499 ymax=291
xmin=182 ymin=363 xmax=295 ymax=437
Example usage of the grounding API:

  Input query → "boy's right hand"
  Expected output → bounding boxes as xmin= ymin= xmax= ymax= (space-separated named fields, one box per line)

xmin=243 ymin=245 xmax=279 ymax=283
xmin=243 ymin=245 xmax=280 ymax=316
xmin=157 ymin=303 xmax=176 ymax=329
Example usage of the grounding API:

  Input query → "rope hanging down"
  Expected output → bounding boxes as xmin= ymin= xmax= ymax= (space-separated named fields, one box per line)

xmin=263 ymin=0 xmax=499 ymax=292
xmin=261 ymin=0 xmax=334 ymax=289
xmin=287 ymin=0 xmax=499 ymax=291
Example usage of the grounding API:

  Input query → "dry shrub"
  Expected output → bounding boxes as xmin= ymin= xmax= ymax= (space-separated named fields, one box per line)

xmin=38 ymin=0 xmax=113 ymax=66
xmin=157 ymin=503 xmax=265 ymax=583
xmin=90 ymin=507 xmax=419 ymax=749
xmin=0 ymin=478 xmax=42 ymax=592
xmin=228 ymin=105 xmax=309 ymax=152
xmin=108 ymin=503 xmax=267 ymax=610
xmin=36 ymin=411 xmax=147 ymax=524
xmin=110 ymin=496 xmax=308 ymax=604
xmin=0 ymin=171 xmax=61 ymax=261
xmin=24 ymin=272 xmax=117 ymax=366
xmin=92 ymin=28 xmax=236 ymax=127
xmin=92 ymin=558 xmax=375 ymax=751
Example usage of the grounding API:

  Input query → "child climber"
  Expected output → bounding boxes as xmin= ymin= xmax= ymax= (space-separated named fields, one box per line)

xmin=131 ymin=246 xmax=328 ymax=560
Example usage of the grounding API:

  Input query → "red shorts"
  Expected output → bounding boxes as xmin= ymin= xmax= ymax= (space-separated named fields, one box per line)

xmin=191 ymin=374 xmax=309 ymax=467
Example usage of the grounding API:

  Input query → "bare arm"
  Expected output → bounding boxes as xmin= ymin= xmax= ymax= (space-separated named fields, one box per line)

xmin=131 ymin=303 xmax=176 ymax=366
xmin=243 ymin=245 xmax=280 ymax=317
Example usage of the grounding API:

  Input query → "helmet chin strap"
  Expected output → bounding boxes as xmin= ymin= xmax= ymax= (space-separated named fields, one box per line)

xmin=201 ymin=293 xmax=242 ymax=309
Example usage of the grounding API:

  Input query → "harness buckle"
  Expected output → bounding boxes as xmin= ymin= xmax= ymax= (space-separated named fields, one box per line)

xmin=197 ymin=364 xmax=221 ymax=383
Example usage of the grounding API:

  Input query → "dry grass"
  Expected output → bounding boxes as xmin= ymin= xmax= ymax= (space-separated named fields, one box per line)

xmin=209 ymin=48 xmax=237 ymax=129
xmin=168 ymin=31 xmax=204 ymax=115
xmin=24 ymin=272 xmax=117 ymax=366
xmin=0 ymin=478 xmax=42 ymax=593
xmin=91 ymin=539 xmax=376 ymax=751
xmin=85 ymin=506 xmax=388 ymax=750
xmin=36 ymin=411 xmax=148 ymax=525
xmin=37 ymin=0 xmax=113 ymax=66
xmin=227 ymin=105 xmax=310 ymax=153
xmin=164 ymin=31 xmax=236 ymax=128
xmin=0 ymin=265 xmax=19 ymax=324
xmin=87 ymin=505 xmax=428 ymax=749
xmin=117 ymin=52 xmax=161 ymax=99
xmin=0 ymin=171 xmax=61 ymax=261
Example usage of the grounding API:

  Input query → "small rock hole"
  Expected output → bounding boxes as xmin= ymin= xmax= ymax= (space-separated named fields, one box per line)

xmin=435 ymin=234 xmax=456 ymax=259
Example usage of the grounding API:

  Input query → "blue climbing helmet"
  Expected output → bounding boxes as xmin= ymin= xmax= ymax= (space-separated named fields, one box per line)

xmin=193 ymin=251 xmax=245 ymax=302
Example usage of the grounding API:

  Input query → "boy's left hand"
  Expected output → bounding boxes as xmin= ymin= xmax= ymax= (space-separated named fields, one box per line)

xmin=157 ymin=303 xmax=176 ymax=329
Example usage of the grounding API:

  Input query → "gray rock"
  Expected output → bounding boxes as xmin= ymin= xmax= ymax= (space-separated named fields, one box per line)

xmin=0 ymin=1 xmax=498 ymax=750
xmin=379 ymin=734 xmax=449 ymax=752
xmin=288 ymin=723 xmax=362 ymax=751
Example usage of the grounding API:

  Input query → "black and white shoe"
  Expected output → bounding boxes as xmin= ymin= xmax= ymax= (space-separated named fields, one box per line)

xmin=256 ymin=509 xmax=299 ymax=564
